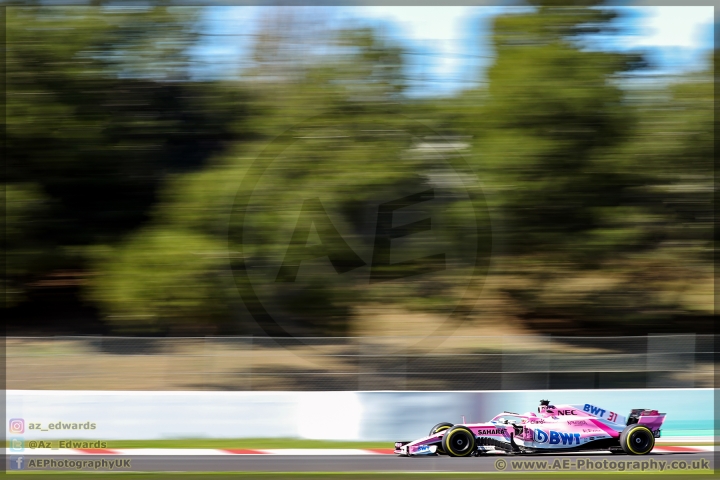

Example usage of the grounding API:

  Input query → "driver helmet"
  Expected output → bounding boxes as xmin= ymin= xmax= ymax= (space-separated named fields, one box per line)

xmin=538 ymin=399 xmax=550 ymax=414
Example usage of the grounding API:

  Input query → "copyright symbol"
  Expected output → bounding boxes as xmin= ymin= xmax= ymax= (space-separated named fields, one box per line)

xmin=495 ymin=458 xmax=507 ymax=471
xmin=28 ymin=441 xmax=37 ymax=449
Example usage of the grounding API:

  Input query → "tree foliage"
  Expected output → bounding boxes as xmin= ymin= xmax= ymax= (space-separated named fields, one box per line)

xmin=6 ymin=7 xmax=244 ymax=310
xmin=6 ymin=6 xmax=714 ymax=335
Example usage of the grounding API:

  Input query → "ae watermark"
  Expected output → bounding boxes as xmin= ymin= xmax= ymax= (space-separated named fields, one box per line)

xmin=227 ymin=114 xmax=492 ymax=353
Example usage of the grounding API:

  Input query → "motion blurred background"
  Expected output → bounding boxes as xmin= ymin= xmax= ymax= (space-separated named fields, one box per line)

xmin=5 ymin=4 xmax=715 ymax=391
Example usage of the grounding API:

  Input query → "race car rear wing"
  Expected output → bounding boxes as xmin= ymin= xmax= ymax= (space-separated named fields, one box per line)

xmin=627 ymin=409 xmax=666 ymax=433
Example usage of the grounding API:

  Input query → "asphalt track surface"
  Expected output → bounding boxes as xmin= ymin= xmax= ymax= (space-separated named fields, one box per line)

xmin=6 ymin=452 xmax=713 ymax=473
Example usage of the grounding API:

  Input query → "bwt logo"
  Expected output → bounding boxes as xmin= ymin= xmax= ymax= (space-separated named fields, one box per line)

xmin=534 ymin=429 xmax=581 ymax=445
xmin=583 ymin=404 xmax=606 ymax=416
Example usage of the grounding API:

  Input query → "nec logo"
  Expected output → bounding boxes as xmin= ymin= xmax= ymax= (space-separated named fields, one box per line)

xmin=583 ymin=404 xmax=606 ymax=416
xmin=534 ymin=430 xmax=581 ymax=445
xmin=556 ymin=410 xmax=577 ymax=415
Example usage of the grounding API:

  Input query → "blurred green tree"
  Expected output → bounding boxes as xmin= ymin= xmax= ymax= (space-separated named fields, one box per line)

xmin=6 ymin=5 xmax=713 ymax=336
xmin=464 ymin=4 xmax=713 ymax=332
xmin=6 ymin=7 xmax=243 ymax=315
xmin=89 ymin=22 xmax=486 ymax=335
xmin=476 ymin=4 xmax=645 ymax=257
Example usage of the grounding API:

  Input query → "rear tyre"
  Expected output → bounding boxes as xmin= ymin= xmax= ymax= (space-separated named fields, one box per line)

xmin=443 ymin=426 xmax=476 ymax=457
xmin=429 ymin=422 xmax=454 ymax=455
xmin=620 ymin=424 xmax=655 ymax=455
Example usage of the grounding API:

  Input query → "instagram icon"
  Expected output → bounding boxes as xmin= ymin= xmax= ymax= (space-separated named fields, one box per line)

xmin=9 ymin=418 xmax=25 ymax=434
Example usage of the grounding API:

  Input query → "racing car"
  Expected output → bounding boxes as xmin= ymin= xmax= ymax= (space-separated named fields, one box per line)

xmin=394 ymin=400 xmax=665 ymax=457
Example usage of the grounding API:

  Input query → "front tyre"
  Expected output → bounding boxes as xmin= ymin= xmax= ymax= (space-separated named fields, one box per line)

xmin=620 ymin=424 xmax=655 ymax=455
xmin=429 ymin=422 xmax=454 ymax=455
xmin=443 ymin=426 xmax=476 ymax=457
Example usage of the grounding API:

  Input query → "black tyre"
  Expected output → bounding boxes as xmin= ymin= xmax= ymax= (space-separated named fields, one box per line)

xmin=429 ymin=422 xmax=454 ymax=455
xmin=619 ymin=424 xmax=655 ymax=455
xmin=443 ymin=426 xmax=476 ymax=457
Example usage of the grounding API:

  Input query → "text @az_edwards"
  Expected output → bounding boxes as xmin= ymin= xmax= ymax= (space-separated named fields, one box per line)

xmin=27 ymin=440 xmax=108 ymax=449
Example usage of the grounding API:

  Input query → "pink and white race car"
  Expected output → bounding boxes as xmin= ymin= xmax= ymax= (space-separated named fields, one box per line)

xmin=395 ymin=400 xmax=665 ymax=457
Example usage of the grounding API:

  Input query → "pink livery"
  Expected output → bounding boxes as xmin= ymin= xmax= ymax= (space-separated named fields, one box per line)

xmin=394 ymin=399 xmax=666 ymax=457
